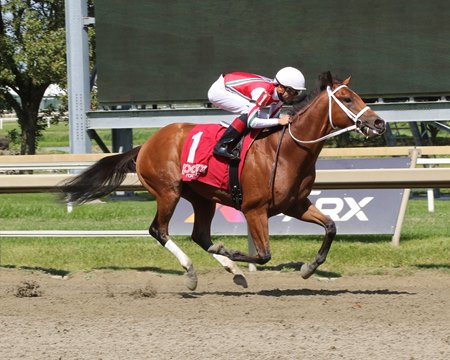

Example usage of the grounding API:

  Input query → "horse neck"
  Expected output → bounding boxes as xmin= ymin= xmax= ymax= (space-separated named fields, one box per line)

xmin=287 ymin=92 xmax=332 ymax=159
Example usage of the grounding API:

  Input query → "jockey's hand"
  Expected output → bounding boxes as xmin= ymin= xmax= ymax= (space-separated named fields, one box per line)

xmin=278 ymin=114 xmax=292 ymax=126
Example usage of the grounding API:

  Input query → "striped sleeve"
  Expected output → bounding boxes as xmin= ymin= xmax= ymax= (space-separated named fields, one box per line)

xmin=248 ymin=115 xmax=279 ymax=128
xmin=247 ymin=102 xmax=262 ymax=127
xmin=247 ymin=89 xmax=282 ymax=128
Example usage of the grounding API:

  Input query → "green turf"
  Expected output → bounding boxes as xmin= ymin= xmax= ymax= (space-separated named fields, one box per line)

xmin=0 ymin=194 xmax=448 ymax=276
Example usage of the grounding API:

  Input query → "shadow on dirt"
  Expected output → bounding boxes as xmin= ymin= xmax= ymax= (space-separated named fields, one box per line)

xmin=257 ymin=262 xmax=341 ymax=278
xmin=181 ymin=288 xmax=416 ymax=298
xmin=1 ymin=265 xmax=70 ymax=277
xmin=415 ymin=263 xmax=450 ymax=270
xmin=96 ymin=266 xmax=184 ymax=275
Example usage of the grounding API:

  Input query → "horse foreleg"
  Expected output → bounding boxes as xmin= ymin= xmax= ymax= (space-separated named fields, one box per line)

xmin=208 ymin=209 xmax=271 ymax=265
xmin=187 ymin=192 xmax=247 ymax=288
xmin=212 ymin=254 xmax=248 ymax=288
xmin=285 ymin=201 xmax=336 ymax=279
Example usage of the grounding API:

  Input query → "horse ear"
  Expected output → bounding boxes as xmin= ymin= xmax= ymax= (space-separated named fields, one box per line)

xmin=343 ymin=76 xmax=352 ymax=85
xmin=319 ymin=71 xmax=333 ymax=90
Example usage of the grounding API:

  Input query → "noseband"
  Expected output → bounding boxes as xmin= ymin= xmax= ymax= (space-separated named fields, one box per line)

xmin=288 ymin=85 xmax=371 ymax=144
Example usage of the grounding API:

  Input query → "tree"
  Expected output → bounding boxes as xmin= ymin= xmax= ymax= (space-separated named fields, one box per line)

xmin=0 ymin=0 xmax=66 ymax=154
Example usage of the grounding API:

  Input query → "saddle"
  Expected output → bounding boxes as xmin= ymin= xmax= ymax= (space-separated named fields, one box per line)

xmin=180 ymin=124 xmax=255 ymax=209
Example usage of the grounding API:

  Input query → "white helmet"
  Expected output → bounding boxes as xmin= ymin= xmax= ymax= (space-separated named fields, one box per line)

xmin=275 ymin=67 xmax=306 ymax=90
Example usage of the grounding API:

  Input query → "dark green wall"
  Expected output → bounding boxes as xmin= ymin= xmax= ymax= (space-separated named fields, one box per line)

xmin=95 ymin=0 xmax=450 ymax=104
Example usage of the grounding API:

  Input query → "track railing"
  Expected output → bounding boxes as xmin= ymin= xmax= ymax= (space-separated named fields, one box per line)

xmin=0 ymin=146 xmax=449 ymax=244
xmin=0 ymin=146 xmax=449 ymax=192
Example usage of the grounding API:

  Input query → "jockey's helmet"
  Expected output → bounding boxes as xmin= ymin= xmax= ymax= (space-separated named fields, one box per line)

xmin=275 ymin=67 xmax=306 ymax=91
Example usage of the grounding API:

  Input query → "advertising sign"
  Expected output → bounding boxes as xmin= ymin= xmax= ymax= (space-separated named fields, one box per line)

xmin=170 ymin=158 xmax=410 ymax=235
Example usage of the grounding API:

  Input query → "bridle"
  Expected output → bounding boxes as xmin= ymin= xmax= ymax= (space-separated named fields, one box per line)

xmin=288 ymin=85 xmax=371 ymax=144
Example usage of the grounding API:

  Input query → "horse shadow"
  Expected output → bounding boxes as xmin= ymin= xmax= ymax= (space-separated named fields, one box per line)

xmin=95 ymin=266 xmax=184 ymax=275
xmin=415 ymin=263 xmax=450 ymax=270
xmin=0 ymin=265 xmax=184 ymax=277
xmin=178 ymin=261 xmax=416 ymax=298
xmin=180 ymin=287 xmax=415 ymax=298
xmin=256 ymin=261 xmax=341 ymax=278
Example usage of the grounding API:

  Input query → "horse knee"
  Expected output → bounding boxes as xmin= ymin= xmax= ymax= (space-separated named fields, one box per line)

xmin=149 ymin=224 xmax=168 ymax=246
xmin=191 ymin=233 xmax=213 ymax=252
xmin=149 ymin=225 xmax=158 ymax=238
xmin=325 ymin=218 xmax=336 ymax=237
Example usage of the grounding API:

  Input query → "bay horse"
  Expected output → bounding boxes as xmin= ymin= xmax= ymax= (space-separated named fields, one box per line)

xmin=61 ymin=72 xmax=386 ymax=290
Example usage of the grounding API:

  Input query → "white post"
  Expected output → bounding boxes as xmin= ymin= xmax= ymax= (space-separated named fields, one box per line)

xmin=391 ymin=148 xmax=420 ymax=246
xmin=427 ymin=189 xmax=435 ymax=212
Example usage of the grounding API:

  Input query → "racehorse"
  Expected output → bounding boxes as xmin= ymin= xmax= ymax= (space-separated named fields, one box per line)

xmin=61 ymin=72 xmax=386 ymax=290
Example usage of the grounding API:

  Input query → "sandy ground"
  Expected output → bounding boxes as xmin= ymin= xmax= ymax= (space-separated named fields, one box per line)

xmin=0 ymin=268 xmax=449 ymax=360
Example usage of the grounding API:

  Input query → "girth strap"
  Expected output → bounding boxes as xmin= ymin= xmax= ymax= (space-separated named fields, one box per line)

xmin=228 ymin=157 xmax=242 ymax=210
xmin=228 ymin=137 xmax=245 ymax=210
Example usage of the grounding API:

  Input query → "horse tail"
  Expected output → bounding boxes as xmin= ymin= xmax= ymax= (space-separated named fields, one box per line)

xmin=60 ymin=146 xmax=141 ymax=204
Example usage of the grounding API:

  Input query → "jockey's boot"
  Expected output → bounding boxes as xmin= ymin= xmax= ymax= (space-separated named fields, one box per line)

xmin=213 ymin=125 xmax=244 ymax=160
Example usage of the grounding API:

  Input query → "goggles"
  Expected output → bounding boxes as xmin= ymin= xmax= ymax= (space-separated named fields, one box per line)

xmin=284 ymin=86 xmax=303 ymax=97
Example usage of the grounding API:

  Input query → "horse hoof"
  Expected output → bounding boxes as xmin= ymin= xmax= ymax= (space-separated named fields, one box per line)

xmin=233 ymin=274 xmax=248 ymax=288
xmin=300 ymin=263 xmax=313 ymax=279
xmin=185 ymin=267 xmax=198 ymax=291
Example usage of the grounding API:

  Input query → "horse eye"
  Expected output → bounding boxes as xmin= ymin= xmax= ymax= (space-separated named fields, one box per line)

xmin=343 ymin=97 xmax=352 ymax=103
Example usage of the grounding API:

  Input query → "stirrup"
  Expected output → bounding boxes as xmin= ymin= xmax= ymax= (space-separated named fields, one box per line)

xmin=213 ymin=145 xmax=239 ymax=160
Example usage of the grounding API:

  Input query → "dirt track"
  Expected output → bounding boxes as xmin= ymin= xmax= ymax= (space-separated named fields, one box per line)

xmin=1 ymin=268 xmax=449 ymax=360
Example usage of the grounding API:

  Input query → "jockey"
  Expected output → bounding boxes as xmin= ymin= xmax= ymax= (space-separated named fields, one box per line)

xmin=208 ymin=66 xmax=306 ymax=159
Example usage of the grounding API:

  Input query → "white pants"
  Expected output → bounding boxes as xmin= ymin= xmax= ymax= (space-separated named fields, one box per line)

xmin=207 ymin=75 xmax=251 ymax=115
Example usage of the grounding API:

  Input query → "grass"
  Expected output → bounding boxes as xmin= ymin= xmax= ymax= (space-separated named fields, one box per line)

xmin=0 ymin=193 xmax=153 ymax=230
xmin=0 ymin=194 xmax=448 ymax=276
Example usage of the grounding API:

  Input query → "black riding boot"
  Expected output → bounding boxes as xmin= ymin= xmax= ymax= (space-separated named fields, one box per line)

xmin=213 ymin=126 xmax=243 ymax=160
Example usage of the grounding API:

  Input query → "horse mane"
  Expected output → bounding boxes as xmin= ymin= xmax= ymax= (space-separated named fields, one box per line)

xmin=288 ymin=71 xmax=342 ymax=117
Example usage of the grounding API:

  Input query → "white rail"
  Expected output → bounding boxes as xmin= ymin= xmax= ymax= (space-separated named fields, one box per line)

xmin=0 ymin=147 xmax=449 ymax=192
xmin=0 ymin=168 xmax=449 ymax=193
xmin=0 ymin=147 xmax=449 ymax=241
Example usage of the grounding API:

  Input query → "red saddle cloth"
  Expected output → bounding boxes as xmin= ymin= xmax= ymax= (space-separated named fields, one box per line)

xmin=180 ymin=124 xmax=256 ymax=190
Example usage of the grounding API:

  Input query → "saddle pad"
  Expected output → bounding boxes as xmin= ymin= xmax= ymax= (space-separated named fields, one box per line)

xmin=180 ymin=124 xmax=256 ymax=190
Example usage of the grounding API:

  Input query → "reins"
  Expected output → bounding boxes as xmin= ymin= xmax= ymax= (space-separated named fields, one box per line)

xmin=268 ymin=125 xmax=287 ymax=193
xmin=288 ymin=85 xmax=370 ymax=144
xmin=268 ymin=84 xmax=370 ymax=200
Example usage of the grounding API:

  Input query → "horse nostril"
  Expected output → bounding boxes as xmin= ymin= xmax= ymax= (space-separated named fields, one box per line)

xmin=374 ymin=119 xmax=385 ymax=129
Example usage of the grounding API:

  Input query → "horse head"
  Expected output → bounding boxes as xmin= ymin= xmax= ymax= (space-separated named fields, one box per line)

xmin=321 ymin=71 xmax=386 ymax=138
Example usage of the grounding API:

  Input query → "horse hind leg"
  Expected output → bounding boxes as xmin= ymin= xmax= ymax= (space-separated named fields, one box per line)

xmin=285 ymin=201 xmax=336 ymax=279
xmin=148 ymin=193 xmax=198 ymax=291
xmin=186 ymin=192 xmax=248 ymax=288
